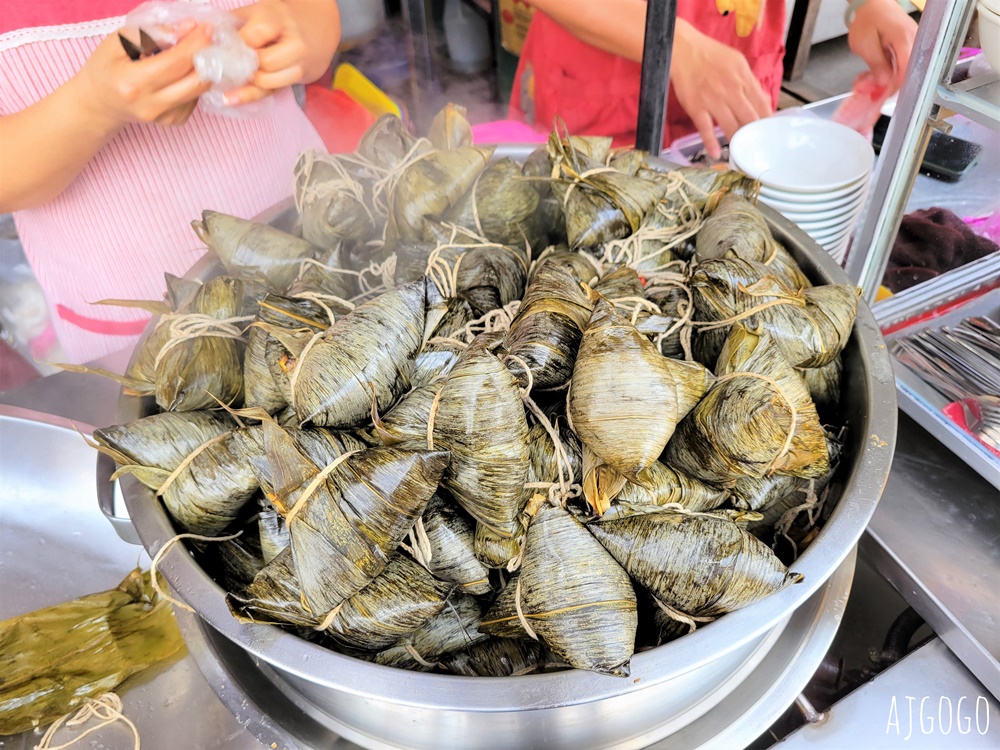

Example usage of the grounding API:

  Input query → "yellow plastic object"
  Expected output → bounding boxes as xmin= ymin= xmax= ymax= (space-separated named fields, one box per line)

xmin=876 ymin=285 xmax=894 ymax=302
xmin=332 ymin=63 xmax=401 ymax=120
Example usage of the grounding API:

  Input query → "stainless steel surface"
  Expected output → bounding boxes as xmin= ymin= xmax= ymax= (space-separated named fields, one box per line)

xmin=844 ymin=0 xmax=977 ymax=301
xmin=780 ymin=638 xmax=1000 ymax=748
xmin=937 ymin=72 xmax=1000 ymax=132
xmin=864 ymin=411 xmax=1000 ymax=700
xmin=175 ymin=552 xmax=857 ymax=750
xmin=0 ymin=407 xmax=262 ymax=750
xmin=0 ymin=347 xmax=132 ymax=427
xmin=113 ymin=149 xmax=898 ymax=750
xmin=635 ymin=0 xmax=677 ymax=155
xmin=881 ymin=287 xmax=1000 ymax=490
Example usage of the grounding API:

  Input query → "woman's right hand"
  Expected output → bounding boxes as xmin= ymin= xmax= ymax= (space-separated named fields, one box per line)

xmin=670 ymin=19 xmax=772 ymax=160
xmin=72 ymin=24 xmax=214 ymax=130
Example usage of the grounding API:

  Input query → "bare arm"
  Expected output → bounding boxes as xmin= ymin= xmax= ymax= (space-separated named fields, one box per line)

xmin=0 ymin=28 xmax=212 ymax=213
xmin=527 ymin=0 xmax=648 ymax=63
xmin=0 ymin=78 xmax=118 ymax=213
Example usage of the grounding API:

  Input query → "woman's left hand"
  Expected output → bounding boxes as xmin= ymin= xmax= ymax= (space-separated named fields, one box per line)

xmin=848 ymin=0 xmax=918 ymax=94
xmin=225 ymin=0 xmax=309 ymax=105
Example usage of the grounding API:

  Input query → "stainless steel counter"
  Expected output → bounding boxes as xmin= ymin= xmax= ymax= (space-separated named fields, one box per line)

xmin=0 ymin=401 xmax=263 ymax=750
xmin=780 ymin=638 xmax=998 ymax=748
xmin=864 ymin=412 xmax=1000 ymax=699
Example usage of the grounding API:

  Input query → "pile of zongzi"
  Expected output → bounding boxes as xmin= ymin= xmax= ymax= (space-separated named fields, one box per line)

xmin=88 ymin=105 xmax=859 ymax=679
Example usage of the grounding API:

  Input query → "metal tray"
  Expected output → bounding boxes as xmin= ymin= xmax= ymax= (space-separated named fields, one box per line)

xmin=878 ymin=283 xmax=1000 ymax=490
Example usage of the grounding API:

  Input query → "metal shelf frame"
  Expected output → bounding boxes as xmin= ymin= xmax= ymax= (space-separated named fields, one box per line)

xmin=843 ymin=0 xmax=998 ymax=301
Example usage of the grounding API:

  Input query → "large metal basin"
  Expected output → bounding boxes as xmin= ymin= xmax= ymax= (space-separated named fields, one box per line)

xmin=105 ymin=146 xmax=898 ymax=749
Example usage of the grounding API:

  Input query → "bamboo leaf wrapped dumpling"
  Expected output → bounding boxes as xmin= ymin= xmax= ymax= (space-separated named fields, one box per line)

xmin=554 ymin=163 xmax=669 ymax=249
xmin=695 ymin=193 xmax=811 ymax=291
xmin=427 ymin=103 xmax=474 ymax=151
xmin=94 ymin=412 xmax=259 ymax=536
xmin=137 ymin=276 xmax=249 ymax=412
xmin=505 ymin=257 xmax=591 ymax=389
xmin=441 ymin=637 xmax=543 ymax=677
xmin=294 ymin=149 xmax=382 ymax=246
xmin=261 ymin=420 xmax=448 ymax=614
xmin=243 ymin=294 xmax=330 ymax=413
xmin=735 ymin=430 xmax=843 ymax=530
xmin=690 ymin=258 xmax=858 ymax=368
xmin=800 ymin=355 xmax=842 ymax=419
xmin=475 ymin=418 xmax=583 ymax=569
xmin=192 ymin=211 xmax=322 ymax=293
xmin=443 ymin=158 xmax=542 ymax=247
xmin=588 ymin=507 xmax=797 ymax=618
xmin=390 ymin=146 xmax=494 ymax=242
xmin=430 ymin=334 xmax=530 ymax=538
xmin=413 ymin=494 xmax=492 ymax=595
xmin=637 ymin=166 xmax=759 ymax=216
xmin=228 ymin=546 xmax=319 ymax=628
xmin=357 ymin=114 xmax=427 ymax=170
xmin=664 ymin=323 xmax=830 ymax=485
xmin=613 ymin=460 xmax=729 ymax=513
xmin=569 ymin=291 xmax=714 ymax=481
xmin=292 ymin=278 xmax=432 ymax=428
xmin=232 ymin=423 xmax=367 ymax=497
xmin=480 ymin=503 xmax=637 ymax=677
xmin=373 ymin=592 xmax=488 ymax=670
xmin=323 ymin=555 xmax=451 ymax=652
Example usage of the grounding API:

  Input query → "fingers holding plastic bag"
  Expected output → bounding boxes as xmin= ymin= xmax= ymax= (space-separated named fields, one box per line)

xmin=124 ymin=1 xmax=273 ymax=117
xmin=224 ymin=1 xmax=311 ymax=106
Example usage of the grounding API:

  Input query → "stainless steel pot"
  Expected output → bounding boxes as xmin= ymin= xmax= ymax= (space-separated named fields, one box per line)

xmin=102 ymin=147 xmax=898 ymax=750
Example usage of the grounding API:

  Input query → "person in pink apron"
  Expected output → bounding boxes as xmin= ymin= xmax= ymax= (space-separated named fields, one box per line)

xmin=511 ymin=0 xmax=917 ymax=157
xmin=0 ymin=1 xmax=341 ymax=364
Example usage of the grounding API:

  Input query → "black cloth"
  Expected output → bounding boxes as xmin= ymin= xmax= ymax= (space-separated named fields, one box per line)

xmin=884 ymin=207 xmax=998 ymax=293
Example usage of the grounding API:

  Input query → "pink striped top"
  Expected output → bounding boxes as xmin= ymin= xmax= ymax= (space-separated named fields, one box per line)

xmin=0 ymin=0 xmax=324 ymax=364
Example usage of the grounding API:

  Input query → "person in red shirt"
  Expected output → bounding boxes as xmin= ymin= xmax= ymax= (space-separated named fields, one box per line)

xmin=510 ymin=0 xmax=918 ymax=157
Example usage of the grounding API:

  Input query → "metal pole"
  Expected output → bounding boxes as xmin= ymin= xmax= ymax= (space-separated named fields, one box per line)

xmin=402 ymin=0 xmax=440 ymax=132
xmin=635 ymin=0 xmax=678 ymax=155
xmin=844 ymin=0 xmax=974 ymax=302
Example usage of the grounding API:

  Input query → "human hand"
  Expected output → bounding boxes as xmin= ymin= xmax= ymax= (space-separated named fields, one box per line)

xmin=671 ymin=19 xmax=772 ymax=160
xmin=848 ymin=0 xmax=918 ymax=94
xmin=74 ymin=24 xmax=214 ymax=129
xmin=225 ymin=0 xmax=309 ymax=106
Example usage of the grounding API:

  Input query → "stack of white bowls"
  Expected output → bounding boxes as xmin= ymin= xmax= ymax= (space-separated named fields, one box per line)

xmin=979 ymin=1 xmax=1000 ymax=74
xmin=729 ymin=116 xmax=875 ymax=265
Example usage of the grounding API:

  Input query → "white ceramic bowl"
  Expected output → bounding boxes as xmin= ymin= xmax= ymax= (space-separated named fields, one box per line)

xmin=760 ymin=196 xmax=865 ymax=225
xmin=729 ymin=117 xmax=874 ymax=192
xmin=980 ymin=0 xmax=1000 ymax=19
xmin=807 ymin=223 xmax=853 ymax=245
xmin=759 ymin=187 xmax=867 ymax=215
xmin=757 ymin=176 xmax=868 ymax=204
xmin=797 ymin=214 xmax=856 ymax=233
xmin=827 ymin=237 xmax=850 ymax=265
xmin=979 ymin=4 xmax=1000 ymax=74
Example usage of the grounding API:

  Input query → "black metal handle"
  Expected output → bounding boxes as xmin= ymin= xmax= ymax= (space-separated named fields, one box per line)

xmin=635 ymin=0 xmax=679 ymax=156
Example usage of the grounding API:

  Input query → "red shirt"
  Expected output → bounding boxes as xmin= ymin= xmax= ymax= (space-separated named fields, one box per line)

xmin=510 ymin=1 xmax=787 ymax=147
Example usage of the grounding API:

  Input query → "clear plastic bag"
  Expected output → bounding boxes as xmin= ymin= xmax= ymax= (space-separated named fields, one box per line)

xmin=124 ymin=1 xmax=270 ymax=117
